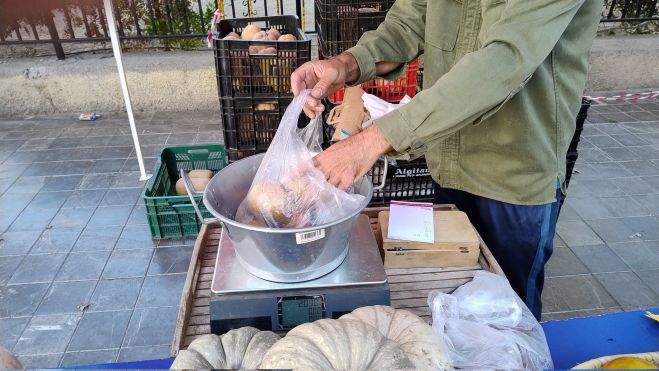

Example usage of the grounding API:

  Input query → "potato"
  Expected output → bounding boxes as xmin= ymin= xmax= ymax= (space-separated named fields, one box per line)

xmin=241 ymin=24 xmax=262 ymax=40
xmin=266 ymin=27 xmax=281 ymax=40
xmin=223 ymin=32 xmax=240 ymax=40
xmin=245 ymin=182 xmax=289 ymax=226
xmin=249 ymin=45 xmax=266 ymax=55
xmin=235 ymin=203 xmax=268 ymax=227
xmin=189 ymin=169 xmax=213 ymax=179
xmin=256 ymin=47 xmax=277 ymax=55
xmin=278 ymin=34 xmax=296 ymax=41
xmin=175 ymin=177 xmax=210 ymax=195
xmin=251 ymin=31 xmax=268 ymax=40
xmin=255 ymin=103 xmax=277 ymax=111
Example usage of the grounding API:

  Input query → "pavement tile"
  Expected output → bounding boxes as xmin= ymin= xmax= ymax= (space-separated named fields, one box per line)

xmin=611 ymin=177 xmax=658 ymax=195
xmin=627 ymin=111 xmax=659 ymax=122
xmin=4 ymin=175 xmax=45 ymax=195
xmin=55 ymin=160 xmax=94 ymax=176
xmin=17 ymin=353 xmax=64 ymax=368
xmin=592 ymin=123 xmax=630 ymax=135
xmin=600 ymin=112 xmax=636 ymax=123
xmin=3 ymin=150 xmax=43 ymax=164
xmin=641 ymin=175 xmax=659 ymax=191
xmin=587 ymin=135 xmax=623 ymax=148
xmin=35 ymin=280 xmax=97 ymax=315
xmin=60 ymin=349 xmax=119 ymax=367
xmin=68 ymin=310 xmax=132 ymax=351
xmin=87 ymin=205 xmax=133 ymax=227
xmin=78 ymin=135 xmax=113 ymax=148
xmin=147 ymin=246 xmax=193 ymax=275
xmin=600 ymin=147 xmax=641 ymax=161
xmin=72 ymin=226 xmax=123 ymax=252
xmin=634 ymin=194 xmax=659 ymax=215
xmin=0 ymin=317 xmax=30 ymax=350
xmin=79 ymin=173 xmax=115 ymax=190
xmin=13 ymin=314 xmax=80 ymax=355
xmin=111 ymin=171 xmax=147 ymax=188
xmin=102 ymin=249 xmax=154 ymax=279
xmin=49 ymin=207 xmax=95 ymax=229
xmin=22 ymin=162 xmax=62 ymax=176
xmin=570 ymin=244 xmax=630 ymax=274
xmin=568 ymin=197 xmax=616 ymax=220
xmin=0 ymin=231 xmax=41 ymax=256
xmin=567 ymin=179 xmax=626 ymax=198
xmin=609 ymin=241 xmax=659 ymax=272
xmin=90 ymin=159 xmax=126 ymax=173
xmin=8 ymin=253 xmax=67 ymax=284
xmin=541 ymin=275 xmax=618 ymax=312
xmin=136 ymin=273 xmax=186 ymax=308
xmin=600 ymin=196 xmax=651 ymax=218
xmin=26 ymin=190 xmax=71 ymax=210
xmin=0 ymin=283 xmax=50 ymax=318
xmin=556 ymin=218 xmax=603 ymax=246
xmin=629 ymin=146 xmax=659 ymax=160
xmin=18 ymin=138 xmax=56 ymax=151
xmin=585 ymin=162 xmax=633 ymax=179
xmin=594 ymin=272 xmax=659 ymax=308
xmin=62 ymin=189 xmax=107 ymax=209
xmin=621 ymin=216 xmax=659 ymax=241
xmin=93 ymin=146 xmax=133 ymax=160
xmin=557 ymin=202 xmax=581 ymax=221
xmin=55 ymin=251 xmax=111 ymax=281
xmin=117 ymin=345 xmax=170 ymax=363
xmin=0 ymin=256 xmax=23 ymax=284
xmin=619 ymin=160 xmax=659 ymax=176
xmin=30 ymin=227 xmax=83 ymax=254
xmin=89 ymin=278 xmax=143 ymax=312
xmin=114 ymin=224 xmax=157 ymax=249
xmin=166 ymin=132 xmax=197 ymax=145
xmin=610 ymin=133 xmax=650 ymax=146
xmin=41 ymin=175 xmax=85 ymax=191
xmin=48 ymin=137 xmax=83 ymax=150
xmin=126 ymin=204 xmax=148 ymax=225
xmin=637 ymin=269 xmax=659 ymax=297
xmin=545 ymin=247 xmax=589 ymax=277
xmin=122 ymin=307 xmax=178 ymax=347
xmin=100 ymin=188 xmax=142 ymax=206
xmin=585 ymin=218 xmax=639 ymax=245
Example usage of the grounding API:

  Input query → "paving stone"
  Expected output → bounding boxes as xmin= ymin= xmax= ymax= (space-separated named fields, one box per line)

xmin=591 ymin=123 xmax=630 ymax=135
xmin=621 ymin=216 xmax=659 ymax=241
xmin=0 ymin=256 xmax=23 ymax=285
xmin=0 ymin=231 xmax=41 ymax=256
xmin=641 ymin=175 xmax=659 ymax=191
xmin=18 ymin=138 xmax=56 ymax=151
xmin=637 ymin=269 xmax=659 ymax=297
xmin=147 ymin=246 xmax=193 ymax=276
xmin=79 ymin=173 xmax=114 ymax=190
xmin=567 ymin=179 xmax=626 ymax=198
xmin=568 ymin=197 xmax=616 ymax=220
xmin=78 ymin=136 xmax=113 ymax=148
xmin=601 ymin=147 xmax=641 ymax=161
xmin=3 ymin=175 xmax=45 ymax=195
xmin=594 ymin=272 xmax=659 ymax=308
xmin=541 ymin=275 xmax=618 ymax=312
xmin=87 ymin=205 xmax=133 ymax=227
xmin=49 ymin=207 xmax=95 ymax=229
xmin=601 ymin=196 xmax=651 ymax=218
xmin=575 ymin=148 xmax=612 ymax=163
xmin=3 ymin=150 xmax=44 ymax=164
xmin=611 ymin=177 xmax=658 ymax=195
xmin=570 ymin=244 xmax=630 ymax=274
xmin=600 ymin=112 xmax=636 ymax=123
xmin=157 ymin=237 xmax=195 ymax=247
xmin=62 ymin=189 xmax=107 ymax=209
xmin=13 ymin=314 xmax=80 ymax=355
xmin=106 ymin=135 xmax=134 ymax=147
xmin=72 ymin=226 xmax=123 ymax=252
xmin=117 ymin=345 xmax=171 ymax=363
xmin=8 ymin=208 xmax=57 ymax=232
xmin=100 ymin=188 xmax=142 ymax=206
xmin=17 ymin=353 xmax=64 ymax=368
xmin=56 ymin=251 xmax=111 ymax=281
xmin=585 ymin=219 xmax=638 ymax=245
xmin=126 ymin=204 xmax=148 ymax=225
xmin=0 ymin=284 xmax=49 ymax=319
xmin=610 ymin=133 xmax=650 ymax=146
xmin=27 ymin=190 xmax=71 ymax=210
xmin=0 ymin=163 xmax=27 ymax=178
xmin=41 ymin=175 xmax=85 ymax=191
xmin=68 ymin=310 xmax=132 ymax=351
xmin=94 ymin=146 xmax=133 ymax=160
xmin=115 ymin=224 xmax=157 ymax=249
xmin=137 ymin=273 xmax=186 ymax=308
xmin=545 ymin=247 xmax=589 ymax=277
xmin=0 ymin=317 xmax=30 ymax=350
xmin=556 ymin=219 xmax=603 ymax=247
xmin=89 ymin=159 xmax=126 ymax=174
xmin=22 ymin=162 xmax=62 ymax=176
xmin=30 ymin=227 xmax=83 ymax=254
xmin=60 ymin=349 xmax=119 ymax=367
xmin=610 ymin=241 xmax=659 ymax=272
xmin=166 ymin=132 xmax=197 ymax=145
xmin=587 ymin=135 xmax=623 ymax=148
xmin=629 ymin=146 xmax=659 ymax=160
xmin=584 ymin=162 xmax=633 ymax=179
xmin=111 ymin=171 xmax=147 ymax=188
xmin=35 ymin=281 xmax=96 ymax=315
xmin=619 ymin=160 xmax=659 ymax=176
xmin=122 ymin=306 xmax=178 ymax=347
xmin=556 ymin=202 xmax=581 ymax=222
xmin=8 ymin=253 xmax=67 ymax=284
xmin=627 ymin=111 xmax=659 ymax=122
xmin=89 ymin=278 xmax=143 ymax=312
xmin=102 ymin=249 xmax=153 ymax=279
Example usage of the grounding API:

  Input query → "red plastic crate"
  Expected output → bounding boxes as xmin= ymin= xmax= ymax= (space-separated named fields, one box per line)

xmin=320 ymin=49 xmax=419 ymax=104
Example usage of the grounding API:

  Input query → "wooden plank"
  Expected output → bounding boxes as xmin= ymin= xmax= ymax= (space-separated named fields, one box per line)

xmin=186 ymin=324 xmax=211 ymax=336
xmin=171 ymin=224 xmax=209 ymax=357
xmin=387 ymin=270 xmax=477 ymax=283
xmin=191 ymin=305 xmax=210 ymax=316
xmin=390 ymin=287 xmax=454 ymax=300
xmin=391 ymin=297 xmax=429 ymax=309
xmin=386 ymin=265 xmax=481 ymax=275
xmin=188 ymin=314 xmax=210 ymax=326
xmin=390 ymin=278 xmax=472 ymax=292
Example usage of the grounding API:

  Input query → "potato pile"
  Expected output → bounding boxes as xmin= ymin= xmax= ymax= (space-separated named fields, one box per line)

xmin=223 ymin=24 xmax=298 ymax=55
xmin=175 ymin=169 xmax=212 ymax=196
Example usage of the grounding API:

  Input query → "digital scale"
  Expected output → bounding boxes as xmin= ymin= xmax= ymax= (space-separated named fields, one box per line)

xmin=209 ymin=215 xmax=390 ymax=333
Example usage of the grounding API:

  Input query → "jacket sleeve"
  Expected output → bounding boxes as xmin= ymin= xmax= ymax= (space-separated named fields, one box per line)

xmin=367 ymin=0 xmax=587 ymax=155
xmin=345 ymin=0 xmax=427 ymax=84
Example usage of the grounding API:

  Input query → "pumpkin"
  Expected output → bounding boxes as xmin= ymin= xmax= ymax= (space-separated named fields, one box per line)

xmin=259 ymin=319 xmax=414 ymax=370
xmin=175 ymin=177 xmax=210 ymax=195
xmin=341 ymin=305 xmax=452 ymax=370
xmin=171 ymin=327 xmax=279 ymax=369
xmin=188 ymin=169 xmax=213 ymax=179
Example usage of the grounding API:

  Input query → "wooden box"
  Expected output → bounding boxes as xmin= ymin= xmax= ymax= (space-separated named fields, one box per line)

xmin=377 ymin=210 xmax=480 ymax=269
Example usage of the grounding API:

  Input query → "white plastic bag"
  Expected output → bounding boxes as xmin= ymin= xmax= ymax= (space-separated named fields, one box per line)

xmin=428 ymin=271 xmax=553 ymax=370
xmin=235 ymin=90 xmax=365 ymax=228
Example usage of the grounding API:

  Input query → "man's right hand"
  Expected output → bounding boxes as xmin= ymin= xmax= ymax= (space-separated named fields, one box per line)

xmin=290 ymin=53 xmax=360 ymax=118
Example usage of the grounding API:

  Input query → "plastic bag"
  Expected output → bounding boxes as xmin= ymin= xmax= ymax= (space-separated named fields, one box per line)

xmin=428 ymin=271 xmax=553 ymax=370
xmin=361 ymin=94 xmax=412 ymax=129
xmin=235 ymin=90 xmax=365 ymax=228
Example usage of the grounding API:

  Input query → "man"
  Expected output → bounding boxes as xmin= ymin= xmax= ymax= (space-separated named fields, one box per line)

xmin=291 ymin=0 xmax=603 ymax=319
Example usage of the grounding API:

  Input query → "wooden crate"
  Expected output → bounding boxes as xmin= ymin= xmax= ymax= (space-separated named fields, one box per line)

xmin=171 ymin=205 xmax=505 ymax=357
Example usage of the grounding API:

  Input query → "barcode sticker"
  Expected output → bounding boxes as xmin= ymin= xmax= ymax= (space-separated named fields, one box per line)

xmin=295 ymin=229 xmax=325 ymax=244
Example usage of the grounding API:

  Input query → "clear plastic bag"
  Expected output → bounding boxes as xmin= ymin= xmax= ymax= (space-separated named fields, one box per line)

xmin=428 ymin=271 xmax=553 ymax=370
xmin=235 ymin=90 xmax=365 ymax=228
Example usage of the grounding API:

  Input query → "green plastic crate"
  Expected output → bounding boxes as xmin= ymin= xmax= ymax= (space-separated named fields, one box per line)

xmin=143 ymin=144 xmax=227 ymax=239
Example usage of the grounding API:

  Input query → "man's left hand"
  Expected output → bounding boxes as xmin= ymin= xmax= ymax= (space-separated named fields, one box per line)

xmin=313 ymin=124 xmax=393 ymax=191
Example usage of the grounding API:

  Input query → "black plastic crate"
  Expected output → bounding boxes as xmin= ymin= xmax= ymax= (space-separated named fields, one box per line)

xmin=214 ymin=15 xmax=311 ymax=99
xmin=315 ymin=0 xmax=395 ymax=56
xmin=369 ymin=157 xmax=434 ymax=206
xmin=221 ymin=97 xmax=311 ymax=162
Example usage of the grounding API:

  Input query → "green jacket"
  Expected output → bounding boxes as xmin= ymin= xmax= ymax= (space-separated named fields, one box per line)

xmin=347 ymin=0 xmax=602 ymax=205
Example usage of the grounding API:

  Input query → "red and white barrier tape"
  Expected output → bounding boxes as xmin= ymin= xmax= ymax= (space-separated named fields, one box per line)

xmin=585 ymin=90 xmax=659 ymax=102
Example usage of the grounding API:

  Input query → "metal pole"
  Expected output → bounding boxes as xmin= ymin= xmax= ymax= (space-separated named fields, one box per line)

xmin=103 ymin=0 xmax=151 ymax=181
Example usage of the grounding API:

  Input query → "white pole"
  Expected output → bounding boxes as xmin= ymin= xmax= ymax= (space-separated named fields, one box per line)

xmin=103 ymin=0 xmax=151 ymax=181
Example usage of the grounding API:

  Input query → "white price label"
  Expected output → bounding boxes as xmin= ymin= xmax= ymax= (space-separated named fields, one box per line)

xmin=295 ymin=229 xmax=325 ymax=244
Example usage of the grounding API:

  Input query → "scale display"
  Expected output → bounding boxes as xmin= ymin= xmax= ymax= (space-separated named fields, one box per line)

xmin=278 ymin=295 xmax=326 ymax=329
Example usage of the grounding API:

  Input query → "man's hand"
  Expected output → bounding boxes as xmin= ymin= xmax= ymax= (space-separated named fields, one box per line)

xmin=291 ymin=53 xmax=360 ymax=118
xmin=313 ymin=124 xmax=393 ymax=191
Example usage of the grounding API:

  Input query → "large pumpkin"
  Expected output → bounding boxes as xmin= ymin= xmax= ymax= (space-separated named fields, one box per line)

xmin=259 ymin=319 xmax=414 ymax=369
xmin=341 ymin=305 xmax=452 ymax=370
xmin=170 ymin=327 xmax=279 ymax=369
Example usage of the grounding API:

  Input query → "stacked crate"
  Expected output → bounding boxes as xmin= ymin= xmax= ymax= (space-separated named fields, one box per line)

xmin=316 ymin=0 xmax=432 ymax=205
xmin=214 ymin=15 xmax=312 ymax=162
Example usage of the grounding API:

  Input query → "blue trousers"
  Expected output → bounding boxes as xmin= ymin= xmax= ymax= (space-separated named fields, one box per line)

xmin=434 ymin=183 xmax=561 ymax=320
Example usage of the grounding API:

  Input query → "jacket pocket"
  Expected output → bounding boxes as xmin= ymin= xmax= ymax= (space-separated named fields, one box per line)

xmin=425 ymin=0 xmax=463 ymax=51
xmin=478 ymin=0 xmax=507 ymax=45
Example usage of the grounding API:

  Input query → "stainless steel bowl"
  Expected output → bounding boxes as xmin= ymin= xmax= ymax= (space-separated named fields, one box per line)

xmin=201 ymin=154 xmax=373 ymax=283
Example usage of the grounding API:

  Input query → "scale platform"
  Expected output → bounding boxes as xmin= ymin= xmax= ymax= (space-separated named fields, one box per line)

xmin=210 ymin=215 xmax=390 ymax=334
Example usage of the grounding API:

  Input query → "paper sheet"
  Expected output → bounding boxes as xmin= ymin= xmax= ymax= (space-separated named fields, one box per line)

xmin=387 ymin=201 xmax=434 ymax=243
